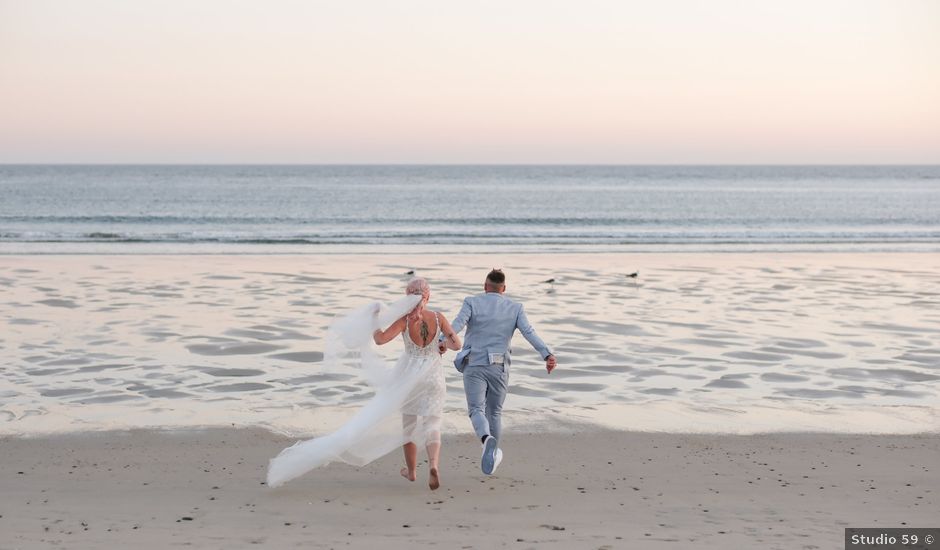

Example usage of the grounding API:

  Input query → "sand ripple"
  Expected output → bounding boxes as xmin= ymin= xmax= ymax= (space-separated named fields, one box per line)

xmin=2 ymin=253 xmax=939 ymax=433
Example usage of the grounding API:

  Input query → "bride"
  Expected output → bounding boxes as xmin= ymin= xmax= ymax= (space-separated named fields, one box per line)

xmin=267 ymin=277 xmax=462 ymax=490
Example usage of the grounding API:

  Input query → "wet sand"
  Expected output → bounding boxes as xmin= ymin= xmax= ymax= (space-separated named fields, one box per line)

xmin=1 ymin=427 xmax=937 ymax=549
xmin=2 ymin=253 xmax=939 ymax=435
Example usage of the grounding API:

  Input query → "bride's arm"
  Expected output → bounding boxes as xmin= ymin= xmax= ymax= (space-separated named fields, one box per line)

xmin=438 ymin=315 xmax=462 ymax=351
xmin=373 ymin=317 xmax=406 ymax=345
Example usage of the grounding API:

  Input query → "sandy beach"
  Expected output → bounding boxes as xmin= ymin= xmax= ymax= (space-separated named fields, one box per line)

xmin=1 ymin=252 xmax=938 ymax=548
xmin=2 ymin=427 xmax=937 ymax=549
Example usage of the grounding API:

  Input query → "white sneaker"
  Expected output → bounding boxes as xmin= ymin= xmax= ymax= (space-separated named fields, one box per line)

xmin=481 ymin=436 xmax=498 ymax=474
xmin=491 ymin=448 xmax=503 ymax=474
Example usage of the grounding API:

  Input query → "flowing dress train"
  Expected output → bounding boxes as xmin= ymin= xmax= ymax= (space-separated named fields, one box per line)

xmin=266 ymin=295 xmax=446 ymax=488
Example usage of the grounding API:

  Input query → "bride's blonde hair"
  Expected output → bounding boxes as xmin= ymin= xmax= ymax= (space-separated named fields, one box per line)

xmin=405 ymin=277 xmax=430 ymax=323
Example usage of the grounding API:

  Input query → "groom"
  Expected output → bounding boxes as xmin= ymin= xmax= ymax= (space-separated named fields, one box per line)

xmin=440 ymin=268 xmax=556 ymax=475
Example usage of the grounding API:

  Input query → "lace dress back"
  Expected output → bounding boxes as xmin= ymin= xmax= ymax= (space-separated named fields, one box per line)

xmin=398 ymin=312 xmax=446 ymax=418
xmin=402 ymin=312 xmax=441 ymax=356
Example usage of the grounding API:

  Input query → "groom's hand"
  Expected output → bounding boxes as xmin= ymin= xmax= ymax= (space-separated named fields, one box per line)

xmin=545 ymin=355 xmax=556 ymax=374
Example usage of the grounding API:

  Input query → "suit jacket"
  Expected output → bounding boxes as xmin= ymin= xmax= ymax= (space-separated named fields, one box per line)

xmin=449 ymin=292 xmax=552 ymax=372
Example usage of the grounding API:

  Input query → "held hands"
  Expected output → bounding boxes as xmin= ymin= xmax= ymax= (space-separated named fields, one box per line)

xmin=545 ymin=354 xmax=557 ymax=374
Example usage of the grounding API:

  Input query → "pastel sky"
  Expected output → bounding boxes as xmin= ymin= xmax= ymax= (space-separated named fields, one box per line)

xmin=1 ymin=0 xmax=938 ymax=164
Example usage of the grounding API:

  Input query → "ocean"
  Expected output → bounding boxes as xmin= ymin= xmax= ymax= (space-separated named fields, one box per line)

xmin=2 ymin=164 xmax=939 ymax=253
xmin=1 ymin=166 xmax=939 ymax=434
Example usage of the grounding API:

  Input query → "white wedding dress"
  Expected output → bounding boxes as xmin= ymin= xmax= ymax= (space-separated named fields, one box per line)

xmin=267 ymin=294 xmax=446 ymax=488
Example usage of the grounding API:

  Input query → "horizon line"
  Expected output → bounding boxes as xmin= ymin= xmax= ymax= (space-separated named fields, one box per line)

xmin=2 ymin=162 xmax=939 ymax=168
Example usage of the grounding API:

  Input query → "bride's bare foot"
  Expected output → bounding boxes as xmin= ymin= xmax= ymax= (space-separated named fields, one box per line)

xmin=428 ymin=467 xmax=440 ymax=490
xmin=400 ymin=467 xmax=416 ymax=482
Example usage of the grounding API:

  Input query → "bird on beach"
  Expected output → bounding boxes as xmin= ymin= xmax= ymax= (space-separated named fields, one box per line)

xmin=626 ymin=271 xmax=639 ymax=289
xmin=542 ymin=278 xmax=556 ymax=293
xmin=405 ymin=270 xmax=415 ymax=275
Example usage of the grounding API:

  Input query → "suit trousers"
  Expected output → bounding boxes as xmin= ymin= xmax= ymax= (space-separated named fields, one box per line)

xmin=462 ymin=363 xmax=509 ymax=442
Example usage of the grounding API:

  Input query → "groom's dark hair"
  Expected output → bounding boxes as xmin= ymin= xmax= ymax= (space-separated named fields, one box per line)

xmin=486 ymin=269 xmax=505 ymax=285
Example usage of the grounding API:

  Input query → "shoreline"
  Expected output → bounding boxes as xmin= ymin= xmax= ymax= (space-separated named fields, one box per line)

xmin=3 ymin=244 xmax=940 ymax=255
xmin=3 ymin=400 xmax=938 ymax=439
xmin=2 ymin=426 xmax=937 ymax=549
xmin=4 ymin=420 xmax=940 ymax=440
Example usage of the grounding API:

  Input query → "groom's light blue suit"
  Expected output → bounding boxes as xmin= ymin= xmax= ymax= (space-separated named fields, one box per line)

xmin=449 ymin=292 xmax=552 ymax=442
